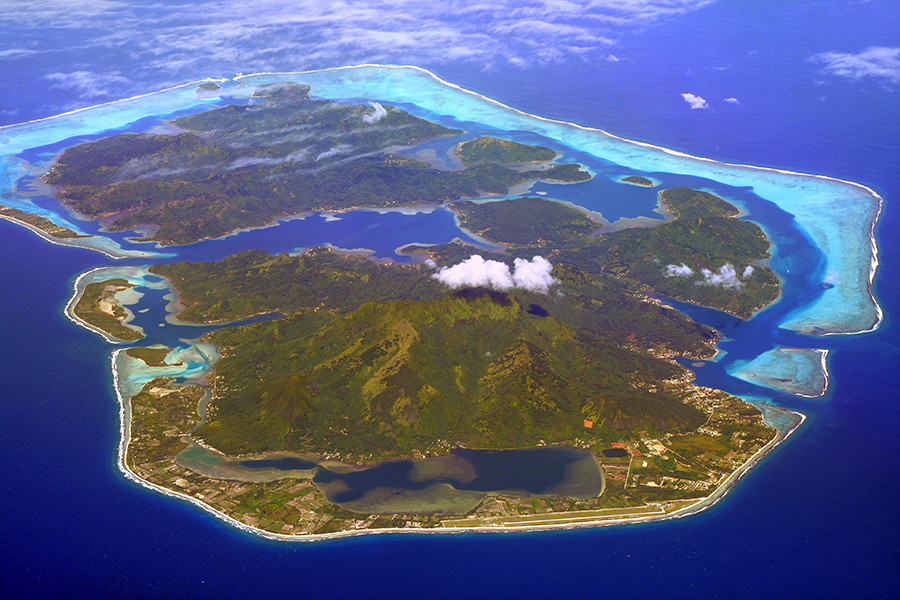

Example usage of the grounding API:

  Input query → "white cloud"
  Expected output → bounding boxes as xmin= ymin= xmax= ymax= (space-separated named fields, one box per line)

xmin=433 ymin=255 xmax=515 ymax=290
xmin=2 ymin=0 xmax=718 ymax=112
xmin=433 ymin=254 xmax=556 ymax=294
xmin=0 ymin=48 xmax=40 ymax=59
xmin=725 ymin=97 xmax=739 ymax=104
xmin=315 ymin=144 xmax=352 ymax=162
xmin=812 ymin=46 xmax=900 ymax=85
xmin=665 ymin=264 xmax=694 ymax=277
xmin=681 ymin=93 xmax=709 ymax=109
xmin=512 ymin=256 xmax=556 ymax=293
xmin=667 ymin=262 xmax=755 ymax=289
xmin=43 ymin=70 xmax=131 ymax=98
xmin=362 ymin=102 xmax=387 ymax=124
xmin=699 ymin=264 xmax=742 ymax=289
xmin=229 ymin=149 xmax=310 ymax=169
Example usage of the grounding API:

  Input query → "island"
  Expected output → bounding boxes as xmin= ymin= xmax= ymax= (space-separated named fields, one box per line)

xmin=72 ymin=278 xmax=144 ymax=342
xmin=621 ymin=175 xmax=655 ymax=187
xmin=456 ymin=136 xmax=557 ymax=165
xmin=42 ymin=84 xmax=590 ymax=246
xmin=6 ymin=73 xmax=833 ymax=540
xmin=117 ymin=182 xmax=784 ymax=536
xmin=125 ymin=346 xmax=179 ymax=367
xmin=452 ymin=197 xmax=597 ymax=245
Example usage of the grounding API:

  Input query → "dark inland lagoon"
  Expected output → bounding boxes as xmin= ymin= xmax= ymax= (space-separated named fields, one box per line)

xmin=2 ymin=3 xmax=899 ymax=600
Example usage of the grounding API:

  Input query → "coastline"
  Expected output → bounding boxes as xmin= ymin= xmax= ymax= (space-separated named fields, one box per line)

xmin=65 ymin=268 xmax=143 ymax=343
xmin=111 ymin=335 xmax=804 ymax=541
xmin=0 ymin=213 xmax=159 ymax=260
xmin=1 ymin=64 xmax=882 ymax=334
xmin=114 ymin=362 xmax=803 ymax=540
xmin=238 ymin=65 xmax=883 ymax=337
xmin=0 ymin=64 xmax=869 ymax=541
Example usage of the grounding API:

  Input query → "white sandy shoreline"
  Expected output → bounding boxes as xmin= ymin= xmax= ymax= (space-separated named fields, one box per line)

xmin=1 ymin=63 xmax=882 ymax=335
xmin=111 ymin=341 xmax=805 ymax=542
xmin=0 ymin=213 xmax=160 ymax=260
xmin=0 ymin=64 xmax=861 ymax=541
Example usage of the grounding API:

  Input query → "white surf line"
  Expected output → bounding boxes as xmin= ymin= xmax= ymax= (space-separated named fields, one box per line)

xmin=239 ymin=64 xmax=884 ymax=335
xmin=64 ymin=267 xmax=139 ymax=344
xmin=112 ymin=348 xmax=807 ymax=542
xmin=3 ymin=64 xmax=882 ymax=334
xmin=0 ymin=213 xmax=147 ymax=260
xmin=0 ymin=78 xmax=229 ymax=131
xmin=796 ymin=349 xmax=830 ymax=398
xmin=103 ymin=275 xmax=810 ymax=541
xmin=112 ymin=349 xmax=280 ymax=542
xmin=31 ymin=64 xmax=821 ymax=539
xmin=817 ymin=193 xmax=884 ymax=337
xmin=663 ymin=409 xmax=807 ymax=522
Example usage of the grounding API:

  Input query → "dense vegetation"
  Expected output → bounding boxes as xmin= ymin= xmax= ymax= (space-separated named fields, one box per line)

xmin=142 ymin=186 xmax=779 ymax=463
xmin=147 ymin=242 xmax=724 ymax=460
xmin=125 ymin=347 xmax=174 ymax=367
xmin=456 ymin=136 xmax=556 ymax=165
xmin=44 ymin=83 xmax=586 ymax=245
xmin=432 ymin=188 xmax=778 ymax=317
xmin=621 ymin=175 xmax=654 ymax=187
xmin=150 ymin=248 xmax=446 ymax=321
xmin=73 ymin=279 xmax=143 ymax=341
xmin=559 ymin=188 xmax=779 ymax=317
xmin=199 ymin=288 xmax=704 ymax=459
xmin=151 ymin=248 xmax=717 ymax=358
xmin=127 ymin=378 xmax=204 ymax=466
xmin=659 ymin=187 xmax=740 ymax=219
xmin=46 ymin=81 xmax=781 ymax=466
xmin=452 ymin=197 xmax=597 ymax=245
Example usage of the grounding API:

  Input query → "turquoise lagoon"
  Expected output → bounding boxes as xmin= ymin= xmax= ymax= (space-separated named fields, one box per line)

xmin=729 ymin=348 xmax=829 ymax=398
xmin=2 ymin=65 xmax=881 ymax=335
xmin=0 ymin=66 xmax=885 ymax=528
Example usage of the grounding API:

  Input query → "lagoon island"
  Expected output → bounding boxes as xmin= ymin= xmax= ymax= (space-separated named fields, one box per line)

xmin=9 ymin=70 xmax=876 ymax=539
xmin=42 ymin=83 xmax=589 ymax=246
xmin=620 ymin=175 xmax=655 ymax=187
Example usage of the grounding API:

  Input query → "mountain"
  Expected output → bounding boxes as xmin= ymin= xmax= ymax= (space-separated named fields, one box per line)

xmin=198 ymin=287 xmax=704 ymax=460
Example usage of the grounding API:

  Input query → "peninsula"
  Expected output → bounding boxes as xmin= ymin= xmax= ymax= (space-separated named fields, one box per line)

xmin=72 ymin=278 xmax=143 ymax=342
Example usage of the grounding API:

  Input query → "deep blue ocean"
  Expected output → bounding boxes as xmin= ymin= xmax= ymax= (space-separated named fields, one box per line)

xmin=2 ymin=2 xmax=899 ymax=599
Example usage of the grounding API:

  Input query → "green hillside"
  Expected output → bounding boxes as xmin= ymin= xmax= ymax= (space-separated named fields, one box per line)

xmin=453 ymin=197 xmax=597 ymax=245
xmin=44 ymin=84 xmax=586 ymax=245
xmin=199 ymin=288 xmax=704 ymax=460
xmin=560 ymin=187 xmax=779 ymax=318
xmin=456 ymin=136 xmax=556 ymax=165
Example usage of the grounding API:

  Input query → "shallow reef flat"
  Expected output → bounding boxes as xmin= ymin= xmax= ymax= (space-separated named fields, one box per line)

xmin=728 ymin=347 xmax=829 ymax=397
xmin=1 ymin=66 xmax=881 ymax=333
xmin=5 ymin=65 xmax=874 ymax=540
xmin=240 ymin=66 xmax=881 ymax=336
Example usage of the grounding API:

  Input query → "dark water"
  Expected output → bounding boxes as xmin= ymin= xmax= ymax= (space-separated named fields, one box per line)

xmin=236 ymin=447 xmax=596 ymax=509
xmin=313 ymin=446 xmax=589 ymax=504
xmin=601 ymin=448 xmax=629 ymax=458
xmin=2 ymin=4 xmax=899 ymax=600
